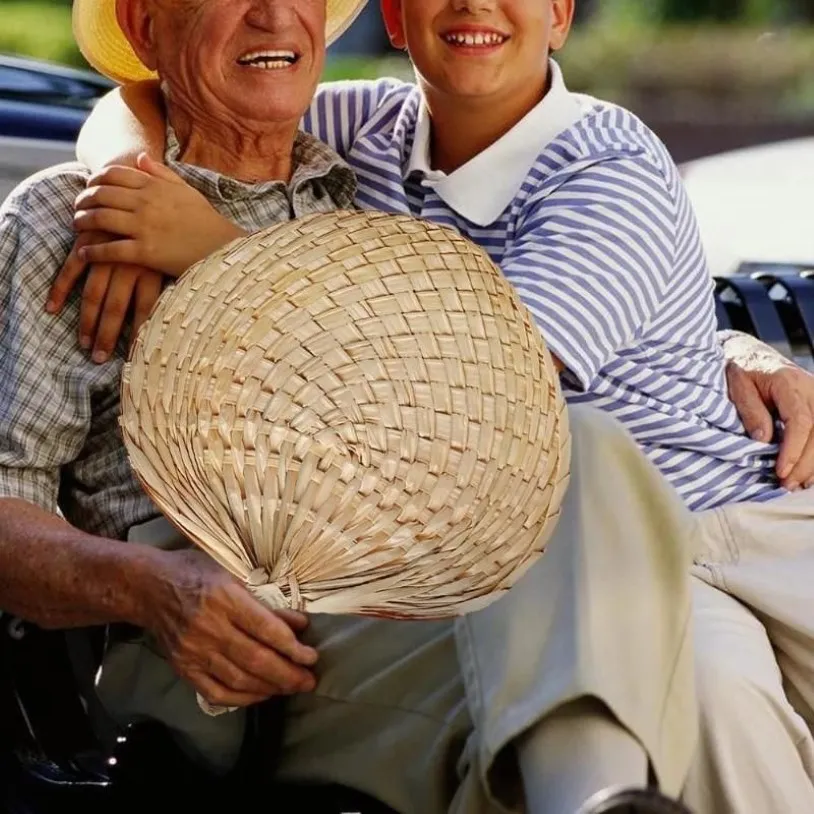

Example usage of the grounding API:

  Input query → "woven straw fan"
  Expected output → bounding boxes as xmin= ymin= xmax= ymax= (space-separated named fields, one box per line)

xmin=120 ymin=211 xmax=571 ymax=622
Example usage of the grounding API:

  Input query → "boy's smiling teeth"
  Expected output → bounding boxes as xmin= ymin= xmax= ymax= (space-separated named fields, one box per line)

xmin=443 ymin=32 xmax=508 ymax=47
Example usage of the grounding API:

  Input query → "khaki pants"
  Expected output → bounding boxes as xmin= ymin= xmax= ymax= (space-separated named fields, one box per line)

xmin=99 ymin=406 xmax=698 ymax=813
xmin=683 ymin=490 xmax=814 ymax=814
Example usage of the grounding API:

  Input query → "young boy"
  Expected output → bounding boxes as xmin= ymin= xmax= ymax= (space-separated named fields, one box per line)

xmin=54 ymin=1 xmax=814 ymax=811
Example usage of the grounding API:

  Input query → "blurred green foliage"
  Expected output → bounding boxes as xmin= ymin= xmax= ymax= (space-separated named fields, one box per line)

xmin=0 ymin=1 xmax=84 ymax=67
xmin=599 ymin=0 xmax=814 ymax=23
xmin=559 ymin=24 xmax=814 ymax=117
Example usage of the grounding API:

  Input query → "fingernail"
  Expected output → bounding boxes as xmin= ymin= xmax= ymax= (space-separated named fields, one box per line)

xmin=80 ymin=335 xmax=92 ymax=349
xmin=805 ymin=480 xmax=814 ymax=490
xmin=751 ymin=429 xmax=766 ymax=442
xmin=779 ymin=465 xmax=793 ymax=480
xmin=78 ymin=247 xmax=87 ymax=261
xmin=92 ymin=350 xmax=108 ymax=364
xmin=45 ymin=300 xmax=56 ymax=314
xmin=787 ymin=482 xmax=800 ymax=493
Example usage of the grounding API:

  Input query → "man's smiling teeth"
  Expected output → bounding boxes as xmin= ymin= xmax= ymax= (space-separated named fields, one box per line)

xmin=443 ymin=32 xmax=507 ymax=47
xmin=238 ymin=50 xmax=297 ymax=69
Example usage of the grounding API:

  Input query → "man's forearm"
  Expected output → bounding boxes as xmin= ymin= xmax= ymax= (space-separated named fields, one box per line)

xmin=0 ymin=498 xmax=161 ymax=629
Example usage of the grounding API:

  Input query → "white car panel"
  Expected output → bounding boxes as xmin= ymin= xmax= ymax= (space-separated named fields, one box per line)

xmin=682 ymin=138 xmax=814 ymax=277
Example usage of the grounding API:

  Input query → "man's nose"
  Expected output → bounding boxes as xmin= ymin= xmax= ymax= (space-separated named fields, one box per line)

xmin=245 ymin=0 xmax=297 ymax=31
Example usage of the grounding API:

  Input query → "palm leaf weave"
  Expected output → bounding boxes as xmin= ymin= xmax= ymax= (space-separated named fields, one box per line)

xmin=120 ymin=211 xmax=571 ymax=619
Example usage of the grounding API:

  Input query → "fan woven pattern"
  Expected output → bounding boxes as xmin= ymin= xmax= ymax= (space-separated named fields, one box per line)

xmin=121 ymin=211 xmax=570 ymax=619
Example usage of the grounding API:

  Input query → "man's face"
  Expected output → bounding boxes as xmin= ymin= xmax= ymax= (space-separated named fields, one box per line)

xmin=132 ymin=0 xmax=326 ymax=126
xmin=381 ymin=0 xmax=573 ymax=103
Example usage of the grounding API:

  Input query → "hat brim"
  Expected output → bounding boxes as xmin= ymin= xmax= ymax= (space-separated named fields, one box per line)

xmin=73 ymin=0 xmax=370 ymax=85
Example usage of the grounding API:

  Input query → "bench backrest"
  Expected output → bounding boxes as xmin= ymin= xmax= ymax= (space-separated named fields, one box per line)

xmin=715 ymin=263 xmax=814 ymax=372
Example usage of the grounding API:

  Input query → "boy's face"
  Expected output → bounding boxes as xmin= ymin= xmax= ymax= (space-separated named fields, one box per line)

xmin=381 ymin=0 xmax=573 ymax=103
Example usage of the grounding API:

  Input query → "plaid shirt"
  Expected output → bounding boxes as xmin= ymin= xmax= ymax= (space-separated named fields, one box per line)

xmin=0 ymin=130 xmax=356 ymax=540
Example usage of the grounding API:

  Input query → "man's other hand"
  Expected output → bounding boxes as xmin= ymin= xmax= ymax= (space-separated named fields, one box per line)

xmin=144 ymin=548 xmax=318 ymax=710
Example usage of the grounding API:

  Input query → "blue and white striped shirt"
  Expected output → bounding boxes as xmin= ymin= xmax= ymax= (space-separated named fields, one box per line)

xmin=302 ymin=63 xmax=783 ymax=511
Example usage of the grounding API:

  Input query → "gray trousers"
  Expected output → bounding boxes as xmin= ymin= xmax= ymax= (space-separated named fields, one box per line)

xmin=99 ymin=405 xmax=698 ymax=812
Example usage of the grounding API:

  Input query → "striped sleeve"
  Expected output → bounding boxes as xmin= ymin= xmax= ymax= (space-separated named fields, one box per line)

xmin=502 ymin=155 xmax=679 ymax=389
xmin=302 ymin=78 xmax=407 ymax=159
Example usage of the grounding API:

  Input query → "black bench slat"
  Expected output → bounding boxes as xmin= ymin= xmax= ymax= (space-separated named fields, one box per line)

xmin=714 ymin=296 xmax=733 ymax=330
xmin=715 ymin=277 xmax=794 ymax=359
xmin=752 ymin=272 xmax=814 ymax=356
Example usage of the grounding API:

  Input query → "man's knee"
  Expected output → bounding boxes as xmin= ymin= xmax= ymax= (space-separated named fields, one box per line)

xmin=695 ymin=644 xmax=783 ymax=734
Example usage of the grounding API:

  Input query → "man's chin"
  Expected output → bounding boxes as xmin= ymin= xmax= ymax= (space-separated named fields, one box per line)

xmin=226 ymin=97 xmax=309 ymax=130
xmin=222 ymin=77 xmax=311 ymax=122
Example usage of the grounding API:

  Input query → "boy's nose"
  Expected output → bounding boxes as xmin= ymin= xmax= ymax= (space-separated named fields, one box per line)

xmin=451 ymin=0 xmax=498 ymax=13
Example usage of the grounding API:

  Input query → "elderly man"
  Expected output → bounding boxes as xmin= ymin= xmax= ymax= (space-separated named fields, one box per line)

xmin=0 ymin=2 xmax=806 ymax=813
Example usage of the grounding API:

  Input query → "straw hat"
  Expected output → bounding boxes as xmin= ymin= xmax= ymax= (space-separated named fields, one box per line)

xmin=72 ymin=0 xmax=369 ymax=84
xmin=120 ymin=211 xmax=571 ymax=621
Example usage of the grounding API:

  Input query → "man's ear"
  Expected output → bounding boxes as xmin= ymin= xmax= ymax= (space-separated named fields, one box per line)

xmin=549 ymin=0 xmax=575 ymax=52
xmin=380 ymin=0 xmax=406 ymax=50
xmin=116 ymin=0 xmax=158 ymax=70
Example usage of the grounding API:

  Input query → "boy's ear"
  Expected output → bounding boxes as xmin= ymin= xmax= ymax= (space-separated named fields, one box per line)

xmin=380 ymin=0 xmax=407 ymax=50
xmin=116 ymin=0 xmax=159 ymax=71
xmin=550 ymin=0 xmax=575 ymax=52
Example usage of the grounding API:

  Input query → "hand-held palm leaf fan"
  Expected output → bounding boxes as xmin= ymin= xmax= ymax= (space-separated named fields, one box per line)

xmin=120 ymin=211 xmax=570 ymax=698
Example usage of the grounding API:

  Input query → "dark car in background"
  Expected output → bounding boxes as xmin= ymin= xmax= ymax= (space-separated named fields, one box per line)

xmin=0 ymin=53 xmax=113 ymax=200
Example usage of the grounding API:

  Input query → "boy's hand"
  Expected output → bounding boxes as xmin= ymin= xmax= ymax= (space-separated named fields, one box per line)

xmin=72 ymin=154 xmax=246 ymax=275
xmin=47 ymin=232 xmax=165 ymax=363
xmin=46 ymin=154 xmax=247 ymax=362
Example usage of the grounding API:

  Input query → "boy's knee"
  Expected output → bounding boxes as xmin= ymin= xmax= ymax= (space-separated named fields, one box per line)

xmin=569 ymin=404 xmax=654 ymax=479
xmin=568 ymin=404 xmax=631 ymax=452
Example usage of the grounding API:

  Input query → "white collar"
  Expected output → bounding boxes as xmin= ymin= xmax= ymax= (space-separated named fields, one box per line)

xmin=405 ymin=61 xmax=584 ymax=226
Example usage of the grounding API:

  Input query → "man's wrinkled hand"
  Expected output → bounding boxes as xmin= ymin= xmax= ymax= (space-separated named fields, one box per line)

xmin=144 ymin=549 xmax=318 ymax=710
